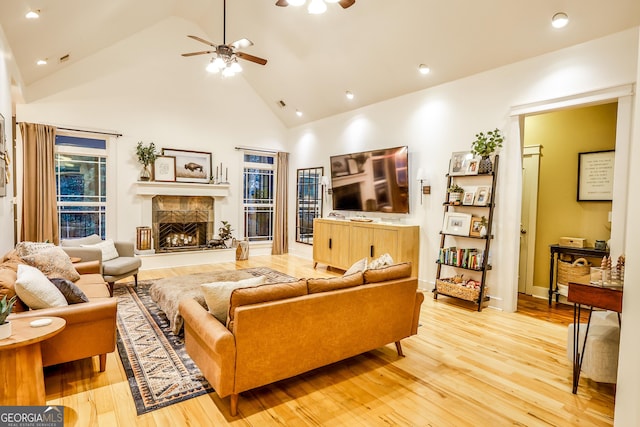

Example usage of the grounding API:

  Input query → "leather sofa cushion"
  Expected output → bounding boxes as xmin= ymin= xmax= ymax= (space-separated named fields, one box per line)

xmin=363 ymin=262 xmax=412 ymax=284
xmin=102 ymin=256 xmax=142 ymax=276
xmin=75 ymin=274 xmax=111 ymax=299
xmin=307 ymin=272 xmax=363 ymax=294
xmin=228 ymin=279 xmax=308 ymax=324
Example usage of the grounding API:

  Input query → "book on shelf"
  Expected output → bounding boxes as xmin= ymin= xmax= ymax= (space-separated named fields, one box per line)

xmin=438 ymin=246 xmax=484 ymax=269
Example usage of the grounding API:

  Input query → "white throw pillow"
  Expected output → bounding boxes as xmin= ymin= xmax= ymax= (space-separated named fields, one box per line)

xmin=368 ymin=253 xmax=394 ymax=270
xmin=201 ymin=276 xmax=266 ymax=324
xmin=15 ymin=264 xmax=69 ymax=309
xmin=344 ymin=257 xmax=367 ymax=276
xmin=82 ymin=239 xmax=119 ymax=262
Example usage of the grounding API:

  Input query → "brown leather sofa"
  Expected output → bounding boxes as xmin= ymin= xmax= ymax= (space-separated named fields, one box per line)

xmin=179 ymin=262 xmax=424 ymax=416
xmin=1 ymin=251 xmax=117 ymax=372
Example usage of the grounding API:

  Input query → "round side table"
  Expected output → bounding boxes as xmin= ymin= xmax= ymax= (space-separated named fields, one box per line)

xmin=0 ymin=316 xmax=66 ymax=405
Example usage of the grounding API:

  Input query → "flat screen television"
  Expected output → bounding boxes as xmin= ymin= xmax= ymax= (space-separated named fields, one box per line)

xmin=330 ymin=146 xmax=409 ymax=214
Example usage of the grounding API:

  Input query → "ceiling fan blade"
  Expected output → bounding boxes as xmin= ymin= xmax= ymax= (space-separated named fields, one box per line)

xmin=230 ymin=38 xmax=254 ymax=50
xmin=236 ymin=52 xmax=268 ymax=66
xmin=187 ymin=35 xmax=216 ymax=47
xmin=338 ymin=0 xmax=355 ymax=8
xmin=181 ymin=50 xmax=214 ymax=57
xmin=275 ymin=0 xmax=289 ymax=6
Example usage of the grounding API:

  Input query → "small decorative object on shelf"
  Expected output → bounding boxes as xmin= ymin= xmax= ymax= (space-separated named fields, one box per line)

xmin=136 ymin=141 xmax=157 ymax=181
xmin=236 ymin=237 xmax=250 ymax=260
xmin=434 ymin=154 xmax=499 ymax=311
xmin=218 ymin=221 xmax=234 ymax=248
xmin=470 ymin=128 xmax=503 ymax=174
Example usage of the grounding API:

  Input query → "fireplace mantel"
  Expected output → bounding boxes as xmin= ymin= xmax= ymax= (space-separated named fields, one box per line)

xmin=134 ymin=182 xmax=230 ymax=197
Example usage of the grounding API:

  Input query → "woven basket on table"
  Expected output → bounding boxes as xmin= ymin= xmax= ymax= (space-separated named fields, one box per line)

xmin=557 ymin=257 xmax=591 ymax=285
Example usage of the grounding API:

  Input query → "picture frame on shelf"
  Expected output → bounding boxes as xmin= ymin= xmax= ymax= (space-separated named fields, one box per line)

xmin=442 ymin=212 xmax=472 ymax=236
xmin=469 ymin=216 xmax=484 ymax=237
xmin=474 ymin=186 xmax=491 ymax=206
xmin=161 ymin=148 xmax=212 ymax=184
xmin=462 ymin=188 xmax=476 ymax=206
xmin=465 ymin=157 xmax=480 ymax=175
xmin=449 ymin=151 xmax=471 ymax=176
xmin=153 ymin=156 xmax=176 ymax=182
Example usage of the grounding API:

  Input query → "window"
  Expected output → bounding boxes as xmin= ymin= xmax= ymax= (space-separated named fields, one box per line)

xmin=55 ymin=135 xmax=107 ymax=239
xmin=296 ymin=167 xmax=323 ymax=245
xmin=242 ymin=153 xmax=275 ymax=242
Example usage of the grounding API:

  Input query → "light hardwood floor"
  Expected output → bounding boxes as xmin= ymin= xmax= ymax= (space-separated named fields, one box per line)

xmin=44 ymin=254 xmax=615 ymax=426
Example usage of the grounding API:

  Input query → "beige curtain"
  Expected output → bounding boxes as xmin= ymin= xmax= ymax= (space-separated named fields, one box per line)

xmin=18 ymin=123 xmax=58 ymax=244
xmin=272 ymin=151 xmax=289 ymax=255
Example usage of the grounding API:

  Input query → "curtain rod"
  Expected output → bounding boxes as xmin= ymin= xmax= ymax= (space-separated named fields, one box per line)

xmin=18 ymin=122 xmax=123 ymax=138
xmin=234 ymin=145 xmax=282 ymax=154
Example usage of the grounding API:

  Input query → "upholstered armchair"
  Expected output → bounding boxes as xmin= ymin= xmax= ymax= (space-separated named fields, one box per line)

xmin=60 ymin=234 xmax=142 ymax=296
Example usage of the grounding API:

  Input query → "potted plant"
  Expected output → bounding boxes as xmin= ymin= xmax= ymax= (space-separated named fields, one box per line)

xmin=0 ymin=295 xmax=17 ymax=340
xmin=136 ymin=141 xmax=157 ymax=181
xmin=447 ymin=184 xmax=465 ymax=204
xmin=218 ymin=221 xmax=234 ymax=248
xmin=470 ymin=128 xmax=503 ymax=174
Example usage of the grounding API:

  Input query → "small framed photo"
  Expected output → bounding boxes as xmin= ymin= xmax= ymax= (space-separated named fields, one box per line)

xmin=449 ymin=151 xmax=472 ymax=176
xmin=474 ymin=186 xmax=491 ymax=206
xmin=462 ymin=190 xmax=476 ymax=206
xmin=162 ymin=148 xmax=212 ymax=184
xmin=442 ymin=212 xmax=472 ymax=236
xmin=153 ymin=156 xmax=176 ymax=182
xmin=469 ymin=216 xmax=484 ymax=237
xmin=465 ymin=158 xmax=480 ymax=175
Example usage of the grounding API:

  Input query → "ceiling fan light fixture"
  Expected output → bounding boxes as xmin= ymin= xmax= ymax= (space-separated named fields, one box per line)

xmin=25 ymin=9 xmax=40 ymax=19
xmin=418 ymin=64 xmax=430 ymax=75
xmin=206 ymin=59 xmax=220 ymax=73
xmin=308 ymin=0 xmax=327 ymax=14
xmin=552 ymin=12 xmax=569 ymax=29
xmin=222 ymin=67 xmax=236 ymax=78
xmin=230 ymin=60 xmax=243 ymax=73
xmin=288 ymin=0 xmax=306 ymax=6
xmin=345 ymin=91 xmax=354 ymax=100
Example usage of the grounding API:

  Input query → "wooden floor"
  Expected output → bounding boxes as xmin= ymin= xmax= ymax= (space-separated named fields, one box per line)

xmin=44 ymin=255 xmax=615 ymax=426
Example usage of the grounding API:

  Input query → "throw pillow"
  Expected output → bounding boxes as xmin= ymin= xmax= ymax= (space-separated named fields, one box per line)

xmin=15 ymin=241 xmax=54 ymax=257
xmin=344 ymin=257 xmax=367 ymax=276
xmin=21 ymin=246 xmax=81 ymax=282
xmin=49 ymin=278 xmax=89 ymax=304
xmin=201 ymin=276 xmax=266 ymax=324
xmin=81 ymin=239 xmax=119 ymax=262
xmin=15 ymin=264 xmax=68 ymax=309
xmin=367 ymin=253 xmax=394 ymax=270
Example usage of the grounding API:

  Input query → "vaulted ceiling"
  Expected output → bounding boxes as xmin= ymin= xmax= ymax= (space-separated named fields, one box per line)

xmin=2 ymin=0 xmax=640 ymax=127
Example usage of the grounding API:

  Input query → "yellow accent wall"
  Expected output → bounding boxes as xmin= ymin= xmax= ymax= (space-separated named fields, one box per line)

xmin=525 ymin=103 xmax=617 ymax=288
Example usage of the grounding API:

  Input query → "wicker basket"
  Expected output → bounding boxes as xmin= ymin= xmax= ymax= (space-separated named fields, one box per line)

xmin=557 ymin=258 xmax=591 ymax=285
xmin=435 ymin=279 xmax=482 ymax=302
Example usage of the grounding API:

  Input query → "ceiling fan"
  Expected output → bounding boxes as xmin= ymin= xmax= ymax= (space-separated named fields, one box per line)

xmin=181 ymin=0 xmax=267 ymax=77
xmin=275 ymin=0 xmax=355 ymax=14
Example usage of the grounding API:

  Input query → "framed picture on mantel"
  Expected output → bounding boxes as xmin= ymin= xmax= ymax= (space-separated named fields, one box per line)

xmin=162 ymin=148 xmax=212 ymax=184
xmin=153 ymin=156 xmax=176 ymax=182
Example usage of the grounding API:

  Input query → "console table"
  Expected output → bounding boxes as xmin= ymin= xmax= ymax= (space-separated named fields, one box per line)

xmin=567 ymin=282 xmax=622 ymax=394
xmin=548 ymin=244 xmax=609 ymax=305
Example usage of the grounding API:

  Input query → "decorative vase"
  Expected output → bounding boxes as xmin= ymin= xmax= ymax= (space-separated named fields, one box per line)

xmin=478 ymin=156 xmax=493 ymax=174
xmin=139 ymin=165 xmax=151 ymax=181
xmin=480 ymin=225 xmax=488 ymax=237
xmin=0 ymin=321 xmax=11 ymax=340
xmin=236 ymin=239 xmax=249 ymax=261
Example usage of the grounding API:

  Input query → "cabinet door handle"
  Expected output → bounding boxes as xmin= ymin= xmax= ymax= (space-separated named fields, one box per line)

xmin=329 ymin=238 xmax=332 ymax=249
xmin=370 ymin=245 xmax=374 ymax=257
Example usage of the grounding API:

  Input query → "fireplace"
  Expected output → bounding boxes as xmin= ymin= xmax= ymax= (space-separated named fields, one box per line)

xmin=152 ymin=196 xmax=214 ymax=252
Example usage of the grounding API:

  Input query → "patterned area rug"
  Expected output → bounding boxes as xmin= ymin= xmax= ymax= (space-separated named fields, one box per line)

xmin=114 ymin=267 xmax=297 ymax=415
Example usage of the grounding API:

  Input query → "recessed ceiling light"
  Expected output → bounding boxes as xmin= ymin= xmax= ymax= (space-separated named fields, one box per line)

xmin=418 ymin=64 xmax=430 ymax=75
xmin=25 ymin=10 xmax=40 ymax=19
xmin=296 ymin=110 xmax=303 ymax=117
xmin=552 ymin=12 xmax=569 ymax=29
xmin=36 ymin=59 xmax=47 ymax=66
xmin=345 ymin=91 xmax=354 ymax=100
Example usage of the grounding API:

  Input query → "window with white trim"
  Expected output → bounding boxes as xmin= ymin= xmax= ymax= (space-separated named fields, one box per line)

xmin=55 ymin=135 xmax=107 ymax=239
xmin=242 ymin=153 xmax=275 ymax=242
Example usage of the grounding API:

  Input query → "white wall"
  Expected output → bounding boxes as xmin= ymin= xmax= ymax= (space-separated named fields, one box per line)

xmin=16 ymin=17 xmax=287 ymax=245
xmin=0 ymin=26 xmax=15 ymax=254
xmin=288 ymin=27 xmax=639 ymax=311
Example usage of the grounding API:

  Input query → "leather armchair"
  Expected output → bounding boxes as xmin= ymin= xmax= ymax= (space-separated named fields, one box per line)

xmin=60 ymin=234 xmax=142 ymax=296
